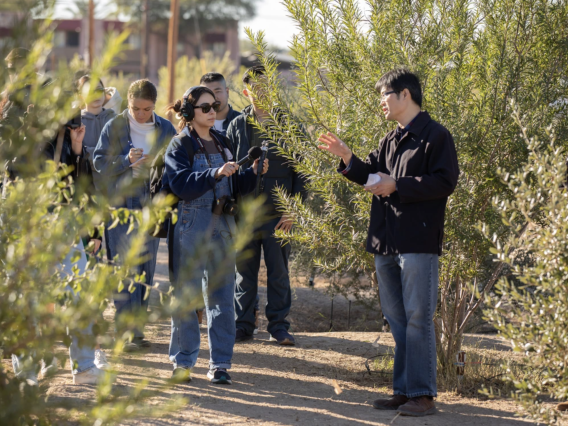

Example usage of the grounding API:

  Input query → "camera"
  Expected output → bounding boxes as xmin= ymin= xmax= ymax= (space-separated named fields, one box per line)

xmin=223 ymin=197 xmax=238 ymax=216
xmin=212 ymin=196 xmax=238 ymax=216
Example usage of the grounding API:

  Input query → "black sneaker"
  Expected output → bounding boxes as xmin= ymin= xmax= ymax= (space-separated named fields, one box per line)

xmin=122 ymin=338 xmax=150 ymax=352
xmin=269 ymin=329 xmax=295 ymax=346
xmin=207 ymin=368 xmax=232 ymax=384
xmin=171 ymin=366 xmax=191 ymax=382
xmin=235 ymin=328 xmax=253 ymax=343
xmin=122 ymin=341 xmax=141 ymax=352
xmin=132 ymin=337 xmax=151 ymax=348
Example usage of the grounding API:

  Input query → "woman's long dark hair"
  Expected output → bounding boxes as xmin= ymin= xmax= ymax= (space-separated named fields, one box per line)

xmin=165 ymin=86 xmax=216 ymax=132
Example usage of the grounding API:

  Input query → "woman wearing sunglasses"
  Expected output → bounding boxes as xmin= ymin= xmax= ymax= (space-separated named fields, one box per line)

xmin=164 ymin=86 xmax=267 ymax=384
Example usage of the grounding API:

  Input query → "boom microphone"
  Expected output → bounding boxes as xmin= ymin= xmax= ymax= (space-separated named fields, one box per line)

xmin=236 ymin=146 xmax=263 ymax=166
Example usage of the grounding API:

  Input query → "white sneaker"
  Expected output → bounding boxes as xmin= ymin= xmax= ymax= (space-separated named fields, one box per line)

xmin=94 ymin=349 xmax=110 ymax=370
xmin=73 ymin=366 xmax=104 ymax=384
xmin=40 ymin=357 xmax=59 ymax=378
xmin=18 ymin=373 xmax=38 ymax=387
xmin=25 ymin=377 xmax=39 ymax=386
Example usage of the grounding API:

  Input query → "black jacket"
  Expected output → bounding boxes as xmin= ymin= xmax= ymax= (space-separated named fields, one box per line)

xmin=339 ymin=111 xmax=459 ymax=256
xmin=221 ymin=105 xmax=242 ymax=134
xmin=227 ymin=105 xmax=307 ymax=216
xmin=44 ymin=127 xmax=88 ymax=177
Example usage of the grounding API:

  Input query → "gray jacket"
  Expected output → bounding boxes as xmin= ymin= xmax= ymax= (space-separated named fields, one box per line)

xmin=81 ymin=108 xmax=116 ymax=169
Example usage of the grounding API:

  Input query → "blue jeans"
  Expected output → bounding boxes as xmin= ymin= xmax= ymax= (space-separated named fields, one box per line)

xmin=106 ymin=193 xmax=160 ymax=339
xmin=235 ymin=216 xmax=291 ymax=336
xmin=13 ymin=241 xmax=96 ymax=376
xmin=61 ymin=242 xmax=96 ymax=374
xmin=374 ymin=253 xmax=439 ymax=398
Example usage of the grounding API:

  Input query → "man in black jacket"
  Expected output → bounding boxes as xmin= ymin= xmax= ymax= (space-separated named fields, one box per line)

xmin=228 ymin=66 xmax=306 ymax=346
xmin=318 ymin=69 xmax=459 ymax=417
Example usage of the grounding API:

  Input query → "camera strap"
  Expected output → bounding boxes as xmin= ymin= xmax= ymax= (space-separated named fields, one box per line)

xmin=189 ymin=129 xmax=234 ymax=203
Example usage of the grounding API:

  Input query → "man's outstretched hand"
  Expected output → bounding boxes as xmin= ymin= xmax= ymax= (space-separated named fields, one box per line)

xmin=317 ymin=132 xmax=353 ymax=165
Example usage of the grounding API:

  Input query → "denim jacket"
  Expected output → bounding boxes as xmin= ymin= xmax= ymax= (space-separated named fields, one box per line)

xmin=164 ymin=127 xmax=257 ymax=202
xmin=93 ymin=110 xmax=176 ymax=204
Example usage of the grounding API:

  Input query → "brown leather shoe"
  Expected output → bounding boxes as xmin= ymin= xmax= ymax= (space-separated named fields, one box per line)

xmin=557 ymin=402 xmax=568 ymax=412
xmin=372 ymin=394 xmax=409 ymax=410
xmin=397 ymin=396 xmax=436 ymax=416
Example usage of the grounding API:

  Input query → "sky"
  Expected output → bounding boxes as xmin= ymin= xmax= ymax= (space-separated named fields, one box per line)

xmin=239 ymin=1 xmax=297 ymax=49
xmin=244 ymin=1 xmax=371 ymax=49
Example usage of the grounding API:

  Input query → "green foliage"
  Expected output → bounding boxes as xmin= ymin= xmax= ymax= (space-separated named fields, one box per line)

xmin=245 ymin=0 xmax=568 ymax=368
xmin=483 ymin=111 xmax=568 ymax=425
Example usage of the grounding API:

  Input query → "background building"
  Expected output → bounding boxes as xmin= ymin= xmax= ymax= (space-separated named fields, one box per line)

xmin=0 ymin=11 xmax=240 ymax=83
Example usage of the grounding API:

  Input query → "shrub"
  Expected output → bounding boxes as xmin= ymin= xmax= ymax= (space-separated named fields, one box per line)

xmin=483 ymin=110 xmax=568 ymax=425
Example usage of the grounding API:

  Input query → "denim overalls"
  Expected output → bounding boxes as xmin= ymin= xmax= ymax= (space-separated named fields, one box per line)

xmin=169 ymin=149 xmax=237 ymax=371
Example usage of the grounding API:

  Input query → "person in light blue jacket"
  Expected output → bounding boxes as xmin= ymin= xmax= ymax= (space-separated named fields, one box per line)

xmin=93 ymin=79 xmax=176 ymax=352
xmin=164 ymin=86 xmax=267 ymax=384
xmin=75 ymin=74 xmax=117 ymax=254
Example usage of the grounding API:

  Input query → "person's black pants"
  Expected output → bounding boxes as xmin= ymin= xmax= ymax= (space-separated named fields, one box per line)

xmin=235 ymin=216 xmax=291 ymax=335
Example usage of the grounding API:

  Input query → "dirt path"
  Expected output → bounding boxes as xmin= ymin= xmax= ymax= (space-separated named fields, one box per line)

xmin=36 ymin=330 xmax=535 ymax=425
xmin=6 ymin=241 xmax=558 ymax=425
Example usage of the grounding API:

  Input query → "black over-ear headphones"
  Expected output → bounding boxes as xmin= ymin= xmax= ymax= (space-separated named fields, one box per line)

xmin=180 ymin=86 xmax=201 ymax=121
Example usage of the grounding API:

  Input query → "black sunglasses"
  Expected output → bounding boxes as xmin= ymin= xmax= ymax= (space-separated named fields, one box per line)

xmin=195 ymin=101 xmax=221 ymax=113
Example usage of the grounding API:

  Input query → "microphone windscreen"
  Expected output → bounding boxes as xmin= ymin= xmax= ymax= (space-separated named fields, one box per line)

xmin=248 ymin=146 xmax=263 ymax=160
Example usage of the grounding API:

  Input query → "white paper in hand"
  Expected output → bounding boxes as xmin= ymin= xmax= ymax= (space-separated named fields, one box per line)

xmin=364 ymin=173 xmax=381 ymax=187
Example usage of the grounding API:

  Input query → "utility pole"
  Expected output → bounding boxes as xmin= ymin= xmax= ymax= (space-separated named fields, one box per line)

xmin=140 ymin=0 xmax=149 ymax=78
xmin=88 ymin=0 xmax=95 ymax=67
xmin=167 ymin=0 xmax=180 ymax=119
xmin=193 ymin=2 xmax=202 ymax=59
